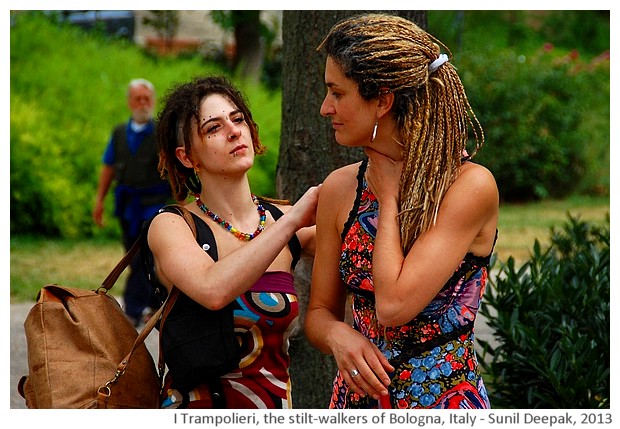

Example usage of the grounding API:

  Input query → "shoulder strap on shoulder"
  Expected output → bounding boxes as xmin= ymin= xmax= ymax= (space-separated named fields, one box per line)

xmin=160 ymin=204 xmax=197 ymax=236
xmin=340 ymin=159 xmax=367 ymax=243
xmin=142 ymin=204 xmax=218 ymax=262
xmin=260 ymin=199 xmax=302 ymax=269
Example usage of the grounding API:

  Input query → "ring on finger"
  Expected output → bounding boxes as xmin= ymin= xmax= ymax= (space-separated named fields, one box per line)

xmin=350 ymin=369 xmax=360 ymax=377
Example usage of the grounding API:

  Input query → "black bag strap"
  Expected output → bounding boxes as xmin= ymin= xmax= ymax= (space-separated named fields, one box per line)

xmin=259 ymin=199 xmax=302 ymax=269
xmin=146 ymin=204 xmax=228 ymax=407
xmin=150 ymin=204 xmax=199 ymax=322
xmin=139 ymin=205 xmax=200 ymax=378
xmin=154 ymin=204 xmax=201 ymax=334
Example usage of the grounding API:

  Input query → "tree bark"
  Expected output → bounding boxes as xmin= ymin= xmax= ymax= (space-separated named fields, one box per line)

xmin=279 ymin=10 xmax=426 ymax=409
xmin=233 ymin=11 xmax=263 ymax=81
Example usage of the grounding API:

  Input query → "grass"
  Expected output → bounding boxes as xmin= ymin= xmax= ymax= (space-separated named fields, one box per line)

xmin=10 ymin=195 xmax=610 ymax=304
xmin=10 ymin=238 xmax=130 ymax=304
xmin=493 ymin=195 xmax=610 ymax=266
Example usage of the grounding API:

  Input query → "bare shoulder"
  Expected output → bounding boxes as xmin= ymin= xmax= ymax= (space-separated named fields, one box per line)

xmin=448 ymin=162 xmax=500 ymax=234
xmin=458 ymin=162 xmax=498 ymax=196
xmin=443 ymin=162 xmax=499 ymax=223
xmin=147 ymin=209 xmax=196 ymax=243
xmin=318 ymin=162 xmax=363 ymax=234
xmin=274 ymin=162 xmax=362 ymax=213
xmin=324 ymin=162 xmax=363 ymax=183
xmin=322 ymin=162 xmax=363 ymax=198
xmin=149 ymin=209 xmax=182 ymax=229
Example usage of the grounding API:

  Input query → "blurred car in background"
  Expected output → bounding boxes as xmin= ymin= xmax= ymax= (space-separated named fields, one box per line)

xmin=49 ymin=10 xmax=135 ymax=40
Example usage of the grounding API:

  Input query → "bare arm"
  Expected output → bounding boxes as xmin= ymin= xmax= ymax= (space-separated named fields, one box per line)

xmin=366 ymin=148 xmax=499 ymax=327
xmin=305 ymin=165 xmax=393 ymax=400
xmin=93 ymin=165 xmax=115 ymax=227
xmin=148 ymin=185 xmax=320 ymax=311
xmin=305 ymin=169 xmax=350 ymax=351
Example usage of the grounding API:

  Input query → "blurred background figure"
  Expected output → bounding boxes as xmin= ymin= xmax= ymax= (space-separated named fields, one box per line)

xmin=93 ymin=78 xmax=173 ymax=327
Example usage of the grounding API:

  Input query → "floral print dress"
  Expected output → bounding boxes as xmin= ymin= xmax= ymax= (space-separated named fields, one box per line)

xmin=329 ymin=160 xmax=493 ymax=409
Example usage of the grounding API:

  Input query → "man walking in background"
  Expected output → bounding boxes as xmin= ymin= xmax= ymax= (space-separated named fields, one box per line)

xmin=93 ymin=78 xmax=172 ymax=327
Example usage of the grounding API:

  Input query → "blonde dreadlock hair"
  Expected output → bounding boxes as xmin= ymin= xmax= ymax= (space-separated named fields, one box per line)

xmin=318 ymin=13 xmax=484 ymax=253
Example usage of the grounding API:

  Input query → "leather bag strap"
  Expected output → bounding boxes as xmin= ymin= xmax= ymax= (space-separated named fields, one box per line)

xmin=98 ymin=299 xmax=168 ymax=407
xmin=98 ymin=204 xmax=197 ymax=407
xmin=100 ymin=236 xmax=141 ymax=292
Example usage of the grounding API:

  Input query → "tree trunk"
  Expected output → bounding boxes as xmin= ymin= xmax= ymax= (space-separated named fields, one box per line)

xmin=278 ymin=10 xmax=426 ymax=409
xmin=233 ymin=11 xmax=263 ymax=81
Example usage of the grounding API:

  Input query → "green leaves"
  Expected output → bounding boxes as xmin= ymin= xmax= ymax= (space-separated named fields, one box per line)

xmin=460 ymin=46 xmax=609 ymax=201
xmin=479 ymin=215 xmax=609 ymax=408
xmin=10 ymin=12 xmax=279 ymax=239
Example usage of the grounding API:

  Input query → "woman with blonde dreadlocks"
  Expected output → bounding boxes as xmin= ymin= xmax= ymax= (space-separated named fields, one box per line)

xmin=305 ymin=14 xmax=499 ymax=409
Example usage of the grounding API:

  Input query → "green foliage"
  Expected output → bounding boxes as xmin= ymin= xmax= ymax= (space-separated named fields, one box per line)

xmin=429 ymin=11 xmax=610 ymax=56
xmin=10 ymin=11 xmax=279 ymax=239
xmin=461 ymin=48 xmax=608 ymax=201
xmin=238 ymin=83 xmax=282 ymax=197
xmin=429 ymin=11 xmax=610 ymax=201
xmin=479 ymin=215 xmax=610 ymax=408
xmin=536 ymin=11 xmax=610 ymax=55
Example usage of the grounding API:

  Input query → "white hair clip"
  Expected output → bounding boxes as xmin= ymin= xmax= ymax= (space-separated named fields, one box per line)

xmin=429 ymin=54 xmax=449 ymax=73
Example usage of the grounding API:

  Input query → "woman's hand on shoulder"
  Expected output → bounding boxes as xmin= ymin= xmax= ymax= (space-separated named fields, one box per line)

xmin=278 ymin=186 xmax=322 ymax=256
xmin=290 ymin=184 xmax=322 ymax=229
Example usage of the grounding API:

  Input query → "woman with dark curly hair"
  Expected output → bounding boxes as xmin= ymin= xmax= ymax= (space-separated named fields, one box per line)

xmin=146 ymin=75 xmax=320 ymax=408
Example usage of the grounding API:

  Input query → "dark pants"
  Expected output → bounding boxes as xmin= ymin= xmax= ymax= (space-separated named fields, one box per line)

xmin=120 ymin=219 xmax=158 ymax=324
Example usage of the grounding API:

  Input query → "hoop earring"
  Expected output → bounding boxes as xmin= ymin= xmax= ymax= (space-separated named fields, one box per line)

xmin=370 ymin=119 xmax=378 ymax=143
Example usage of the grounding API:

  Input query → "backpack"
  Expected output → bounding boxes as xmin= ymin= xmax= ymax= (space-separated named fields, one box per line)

xmin=141 ymin=201 xmax=301 ymax=406
xmin=18 ymin=237 xmax=164 ymax=408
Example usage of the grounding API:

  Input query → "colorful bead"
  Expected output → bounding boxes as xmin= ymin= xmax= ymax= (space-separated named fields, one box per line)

xmin=195 ymin=194 xmax=266 ymax=241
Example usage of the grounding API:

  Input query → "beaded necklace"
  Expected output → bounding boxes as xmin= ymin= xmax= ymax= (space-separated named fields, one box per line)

xmin=195 ymin=194 xmax=266 ymax=241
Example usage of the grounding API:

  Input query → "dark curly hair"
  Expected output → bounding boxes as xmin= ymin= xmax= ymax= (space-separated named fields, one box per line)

xmin=156 ymin=75 xmax=266 ymax=201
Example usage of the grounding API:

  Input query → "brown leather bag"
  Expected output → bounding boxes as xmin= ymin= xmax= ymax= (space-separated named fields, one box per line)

xmin=18 ymin=238 xmax=164 ymax=409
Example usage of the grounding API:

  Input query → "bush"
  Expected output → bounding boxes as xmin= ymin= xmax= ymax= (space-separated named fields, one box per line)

xmin=478 ymin=215 xmax=610 ymax=408
xmin=460 ymin=47 xmax=609 ymax=201
xmin=10 ymin=12 xmax=280 ymax=239
xmin=429 ymin=11 xmax=610 ymax=201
